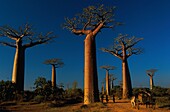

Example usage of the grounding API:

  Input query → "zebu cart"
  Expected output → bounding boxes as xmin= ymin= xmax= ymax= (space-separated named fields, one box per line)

xmin=132 ymin=91 xmax=156 ymax=110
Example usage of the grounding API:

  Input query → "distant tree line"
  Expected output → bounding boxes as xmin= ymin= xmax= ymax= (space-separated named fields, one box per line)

xmin=0 ymin=78 xmax=83 ymax=106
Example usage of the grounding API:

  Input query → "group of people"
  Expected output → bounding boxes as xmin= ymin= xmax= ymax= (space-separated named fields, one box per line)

xmin=100 ymin=94 xmax=115 ymax=103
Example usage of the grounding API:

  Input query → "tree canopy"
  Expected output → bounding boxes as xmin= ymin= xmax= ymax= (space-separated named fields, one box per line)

xmin=44 ymin=58 xmax=64 ymax=68
xmin=100 ymin=65 xmax=116 ymax=71
xmin=146 ymin=69 xmax=158 ymax=76
xmin=101 ymin=34 xmax=143 ymax=60
xmin=0 ymin=24 xmax=56 ymax=48
xmin=63 ymin=4 xmax=121 ymax=35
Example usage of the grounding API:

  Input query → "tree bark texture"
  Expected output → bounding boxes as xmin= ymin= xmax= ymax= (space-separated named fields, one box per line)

xmin=52 ymin=65 xmax=56 ymax=88
xmin=150 ymin=77 xmax=154 ymax=90
xmin=84 ymin=34 xmax=99 ymax=104
xmin=92 ymin=38 xmax=99 ymax=102
xmin=12 ymin=41 xmax=25 ymax=91
xmin=106 ymin=70 xmax=110 ymax=96
xmin=122 ymin=59 xmax=132 ymax=99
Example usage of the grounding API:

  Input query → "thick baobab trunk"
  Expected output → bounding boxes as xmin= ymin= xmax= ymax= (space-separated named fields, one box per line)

xmin=84 ymin=34 xmax=99 ymax=104
xmin=51 ymin=65 xmax=56 ymax=88
xmin=122 ymin=59 xmax=132 ymax=99
xmin=106 ymin=70 xmax=110 ymax=96
xmin=92 ymin=38 xmax=100 ymax=102
xmin=12 ymin=42 xmax=25 ymax=91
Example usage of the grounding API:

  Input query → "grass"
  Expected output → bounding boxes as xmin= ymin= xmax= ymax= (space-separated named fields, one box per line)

xmin=46 ymin=102 xmax=111 ymax=112
xmin=155 ymin=96 xmax=170 ymax=109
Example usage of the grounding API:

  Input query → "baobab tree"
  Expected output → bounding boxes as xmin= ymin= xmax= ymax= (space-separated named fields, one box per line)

xmin=100 ymin=65 xmax=116 ymax=96
xmin=44 ymin=58 xmax=64 ymax=88
xmin=63 ymin=4 xmax=120 ymax=104
xmin=101 ymin=34 xmax=143 ymax=99
xmin=109 ymin=74 xmax=117 ymax=90
xmin=146 ymin=69 xmax=157 ymax=90
xmin=0 ymin=24 xmax=56 ymax=91
xmin=101 ymin=80 xmax=105 ymax=95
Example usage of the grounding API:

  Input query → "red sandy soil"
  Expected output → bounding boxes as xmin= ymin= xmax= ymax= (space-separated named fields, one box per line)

xmin=1 ymin=100 xmax=170 ymax=112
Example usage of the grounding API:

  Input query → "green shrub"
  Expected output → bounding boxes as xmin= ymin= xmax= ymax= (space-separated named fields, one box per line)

xmin=33 ymin=95 xmax=44 ymax=103
xmin=152 ymin=86 xmax=168 ymax=96
xmin=155 ymin=96 xmax=170 ymax=109
xmin=0 ymin=80 xmax=16 ymax=101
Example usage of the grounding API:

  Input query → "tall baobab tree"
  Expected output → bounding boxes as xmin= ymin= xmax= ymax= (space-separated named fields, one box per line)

xmin=63 ymin=4 xmax=120 ymax=104
xmin=0 ymin=24 xmax=56 ymax=91
xmin=101 ymin=80 xmax=105 ymax=95
xmin=44 ymin=58 xmax=64 ymax=88
xmin=109 ymin=74 xmax=117 ymax=90
xmin=146 ymin=69 xmax=157 ymax=90
xmin=101 ymin=34 xmax=143 ymax=99
xmin=100 ymin=65 xmax=116 ymax=96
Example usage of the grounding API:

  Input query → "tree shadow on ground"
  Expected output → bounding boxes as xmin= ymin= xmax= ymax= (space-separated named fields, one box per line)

xmin=0 ymin=101 xmax=18 ymax=112
xmin=48 ymin=97 xmax=83 ymax=108
xmin=159 ymin=105 xmax=170 ymax=110
xmin=0 ymin=107 xmax=12 ymax=112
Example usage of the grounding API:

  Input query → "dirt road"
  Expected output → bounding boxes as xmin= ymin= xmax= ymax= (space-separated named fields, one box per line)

xmin=1 ymin=100 xmax=170 ymax=112
xmin=106 ymin=100 xmax=169 ymax=112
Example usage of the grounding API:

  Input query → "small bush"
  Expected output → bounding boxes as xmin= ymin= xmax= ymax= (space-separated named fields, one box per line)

xmin=48 ymin=101 xmax=64 ymax=107
xmin=15 ymin=93 xmax=24 ymax=102
xmin=156 ymin=96 xmax=170 ymax=109
xmin=80 ymin=104 xmax=88 ymax=109
xmin=0 ymin=101 xmax=17 ymax=106
xmin=23 ymin=91 xmax=34 ymax=102
xmin=33 ymin=95 xmax=44 ymax=103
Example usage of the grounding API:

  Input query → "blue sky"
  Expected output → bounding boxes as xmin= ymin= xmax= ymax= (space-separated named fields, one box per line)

xmin=0 ymin=0 xmax=170 ymax=90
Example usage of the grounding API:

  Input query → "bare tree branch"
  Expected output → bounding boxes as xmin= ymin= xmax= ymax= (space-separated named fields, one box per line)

xmin=127 ymin=47 xmax=143 ymax=58
xmin=0 ymin=24 xmax=34 ymax=41
xmin=0 ymin=41 xmax=16 ymax=48
xmin=23 ymin=32 xmax=56 ymax=48
xmin=101 ymin=48 xmax=122 ymax=59
xmin=63 ymin=17 xmax=78 ymax=31
xmin=101 ymin=34 xmax=143 ymax=60
xmin=72 ymin=29 xmax=85 ymax=35
xmin=0 ymin=26 xmax=19 ymax=40
xmin=83 ymin=16 xmax=92 ymax=30
xmin=126 ymin=37 xmax=143 ymax=50
xmin=20 ymin=24 xmax=34 ymax=38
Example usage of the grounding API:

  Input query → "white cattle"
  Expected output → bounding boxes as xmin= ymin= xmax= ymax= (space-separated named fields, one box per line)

xmin=131 ymin=96 xmax=136 ymax=108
